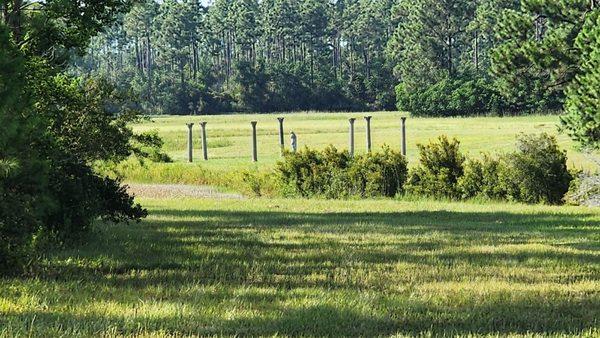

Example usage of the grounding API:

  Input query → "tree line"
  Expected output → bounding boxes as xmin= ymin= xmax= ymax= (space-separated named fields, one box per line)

xmin=73 ymin=1 xmax=594 ymax=130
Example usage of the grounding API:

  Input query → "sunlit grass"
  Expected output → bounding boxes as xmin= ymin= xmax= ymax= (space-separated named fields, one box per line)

xmin=131 ymin=113 xmax=596 ymax=175
xmin=1 ymin=197 xmax=598 ymax=336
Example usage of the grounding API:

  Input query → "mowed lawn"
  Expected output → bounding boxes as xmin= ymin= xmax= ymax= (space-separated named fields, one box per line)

xmin=2 ymin=197 xmax=599 ymax=337
xmin=131 ymin=113 xmax=597 ymax=172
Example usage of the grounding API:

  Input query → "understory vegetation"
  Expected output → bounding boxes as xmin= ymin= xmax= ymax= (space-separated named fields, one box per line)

xmin=266 ymin=133 xmax=574 ymax=205
xmin=276 ymin=146 xmax=408 ymax=198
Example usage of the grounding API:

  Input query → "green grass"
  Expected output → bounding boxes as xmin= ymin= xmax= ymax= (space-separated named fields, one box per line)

xmin=2 ymin=197 xmax=599 ymax=336
xmin=131 ymin=113 xmax=596 ymax=176
xmin=3 ymin=113 xmax=598 ymax=336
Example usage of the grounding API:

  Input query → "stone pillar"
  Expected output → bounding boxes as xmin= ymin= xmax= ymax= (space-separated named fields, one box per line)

xmin=348 ymin=118 xmax=356 ymax=157
xmin=186 ymin=123 xmax=194 ymax=163
xmin=200 ymin=121 xmax=208 ymax=161
xmin=401 ymin=117 xmax=407 ymax=157
xmin=278 ymin=117 xmax=285 ymax=155
xmin=251 ymin=121 xmax=258 ymax=162
xmin=364 ymin=116 xmax=372 ymax=153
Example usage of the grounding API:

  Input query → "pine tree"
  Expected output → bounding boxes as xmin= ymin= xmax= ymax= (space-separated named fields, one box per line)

xmin=491 ymin=0 xmax=592 ymax=113
xmin=387 ymin=0 xmax=476 ymax=90
xmin=561 ymin=9 xmax=600 ymax=150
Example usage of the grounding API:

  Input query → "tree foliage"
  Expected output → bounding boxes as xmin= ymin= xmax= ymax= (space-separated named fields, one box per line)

xmin=561 ymin=10 xmax=600 ymax=150
xmin=75 ymin=0 xmax=599 ymax=151
xmin=492 ymin=0 xmax=600 ymax=149
xmin=1 ymin=0 xmax=154 ymax=274
xmin=74 ymin=0 xmax=399 ymax=114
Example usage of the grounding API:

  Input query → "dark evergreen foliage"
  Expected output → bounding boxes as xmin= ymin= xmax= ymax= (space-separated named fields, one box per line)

xmin=0 ymin=0 xmax=154 ymax=274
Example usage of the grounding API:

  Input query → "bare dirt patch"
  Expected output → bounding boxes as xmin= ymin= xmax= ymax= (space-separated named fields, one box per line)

xmin=126 ymin=183 xmax=244 ymax=200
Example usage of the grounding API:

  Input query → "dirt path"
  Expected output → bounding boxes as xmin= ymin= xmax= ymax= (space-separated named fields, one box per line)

xmin=126 ymin=183 xmax=244 ymax=200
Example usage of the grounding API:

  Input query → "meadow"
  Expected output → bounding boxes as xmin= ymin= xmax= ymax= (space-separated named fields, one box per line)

xmin=2 ymin=113 xmax=599 ymax=337
xmin=1 ymin=197 xmax=599 ymax=336
xmin=132 ymin=113 xmax=595 ymax=171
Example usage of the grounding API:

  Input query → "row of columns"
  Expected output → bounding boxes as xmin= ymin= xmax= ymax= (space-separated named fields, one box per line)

xmin=186 ymin=117 xmax=408 ymax=163
xmin=186 ymin=122 xmax=209 ymax=163
xmin=348 ymin=116 xmax=407 ymax=156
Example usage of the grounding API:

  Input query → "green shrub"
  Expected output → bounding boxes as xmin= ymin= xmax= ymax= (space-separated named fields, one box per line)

xmin=458 ymin=155 xmax=505 ymax=200
xmin=497 ymin=133 xmax=572 ymax=204
xmin=406 ymin=136 xmax=465 ymax=198
xmin=275 ymin=146 xmax=350 ymax=198
xmin=275 ymin=145 xmax=407 ymax=198
xmin=348 ymin=146 xmax=408 ymax=198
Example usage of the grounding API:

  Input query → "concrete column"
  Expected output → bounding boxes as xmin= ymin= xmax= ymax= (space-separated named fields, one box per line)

xmin=364 ymin=116 xmax=372 ymax=153
xmin=186 ymin=123 xmax=194 ymax=163
xmin=200 ymin=121 xmax=208 ymax=161
xmin=278 ymin=117 xmax=285 ymax=155
xmin=401 ymin=117 xmax=407 ymax=157
xmin=251 ymin=121 xmax=258 ymax=162
xmin=348 ymin=118 xmax=356 ymax=157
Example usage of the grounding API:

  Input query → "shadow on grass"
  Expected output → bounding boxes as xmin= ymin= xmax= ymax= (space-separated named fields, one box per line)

xmin=9 ymin=207 xmax=600 ymax=336
xmin=155 ymin=208 xmax=600 ymax=235
xmin=3 ymin=296 xmax=597 ymax=337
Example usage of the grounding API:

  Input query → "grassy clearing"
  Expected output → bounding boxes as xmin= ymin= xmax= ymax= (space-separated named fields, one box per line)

xmin=1 ymin=197 xmax=599 ymax=336
xmin=131 ymin=113 xmax=596 ymax=175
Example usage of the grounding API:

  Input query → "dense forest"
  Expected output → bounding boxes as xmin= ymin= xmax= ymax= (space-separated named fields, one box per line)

xmin=74 ymin=0 xmax=598 ymax=124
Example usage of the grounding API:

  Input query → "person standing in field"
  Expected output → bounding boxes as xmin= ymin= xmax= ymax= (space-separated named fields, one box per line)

xmin=290 ymin=131 xmax=297 ymax=153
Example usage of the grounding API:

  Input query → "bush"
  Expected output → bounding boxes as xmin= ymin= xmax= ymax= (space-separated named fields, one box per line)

xmin=1 ymin=71 xmax=151 ymax=274
xmin=44 ymin=160 xmax=147 ymax=238
xmin=458 ymin=155 xmax=505 ymax=200
xmin=497 ymin=133 xmax=572 ymax=204
xmin=275 ymin=145 xmax=407 ymax=198
xmin=0 ymin=28 xmax=50 ymax=273
xmin=348 ymin=146 xmax=409 ymax=198
xmin=406 ymin=136 xmax=465 ymax=198
xmin=407 ymin=133 xmax=573 ymax=204
xmin=275 ymin=146 xmax=346 ymax=197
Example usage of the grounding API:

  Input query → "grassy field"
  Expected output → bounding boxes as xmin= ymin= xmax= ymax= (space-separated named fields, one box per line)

xmin=1 ymin=197 xmax=599 ymax=336
xmin=130 ymin=113 xmax=596 ymax=175
xmin=3 ymin=112 xmax=598 ymax=336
